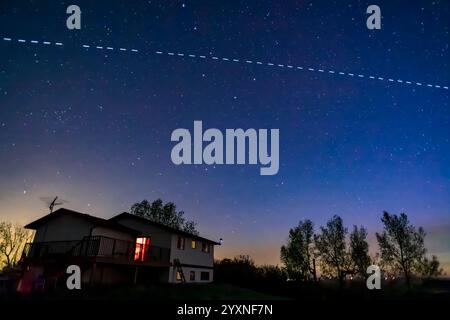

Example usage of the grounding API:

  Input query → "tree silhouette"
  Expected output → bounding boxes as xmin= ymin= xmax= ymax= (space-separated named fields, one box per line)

xmin=349 ymin=225 xmax=371 ymax=277
xmin=0 ymin=222 xmax=32 ymax=269
xmin=419 ymin=255 xmax=443 ymax=278
xmin=314 ymin=215 xmax=353 ymax=288
xmin=280 ymin=219 xmax=316 ymax=281
xmin=214 ymin=255 xmax=257 ymax=286
xmin=131 ymin=199 xmax=198 ymax=235
xmin=376 ymin=211 xmax=431 ymax=288
xmin=183 ymin=220 xmax=199 ymax=236
xmin=215 ymin=255 xmax=287 ymax=291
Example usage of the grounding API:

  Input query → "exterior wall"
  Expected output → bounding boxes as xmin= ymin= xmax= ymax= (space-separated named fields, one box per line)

xmin=170 ymin=234 xmax=214 ymax=267
xmin=114 ymin=217 xmax=216 ymax=283
xmin=32 ymin=214 xmax=133 ymax=242
xmin=91 ymin=226 xmax=134 ymax=241
xmin=33 ymin=214 xmax=94 ymax=242
xmin=30 ymin=214 xmax=216 ymax=285
xmin=113 ymin=217 xmax=172 ymax=248
xmin=168 ymin=266 xmax=213 ymax=284
xmin=83 ymin=265 xmax=169 ymax=286
xmin=83 ymin=265 xmax=134 ymax=285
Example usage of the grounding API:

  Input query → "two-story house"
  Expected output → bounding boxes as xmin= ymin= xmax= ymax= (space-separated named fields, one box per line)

xmin=110 ymin=212 xmax=217 ymax=284
xmin=20 ymin=208 xmax=220 ymax=290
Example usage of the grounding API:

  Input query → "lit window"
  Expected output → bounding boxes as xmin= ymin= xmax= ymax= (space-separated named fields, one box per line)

xmin=177 ymin=236 xmax=185 ymax=250
xmin=134 ymin=237 xmax=151 ymax=262
xmin=191 ymin=240 xmax=196 ymax=249
xmin=201 ymin=242 xmax=210 ymax=253
xmin=176 ymin=271 xmax=182 ymax=281
xmin=190 ymin=271 xmax=195 ymax=281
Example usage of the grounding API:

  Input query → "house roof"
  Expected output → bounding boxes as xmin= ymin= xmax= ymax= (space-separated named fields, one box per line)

xmin=24 ymin=208 xmax=140 ymax=236
xmin=109 ymin=212 xmax=221 ymax=245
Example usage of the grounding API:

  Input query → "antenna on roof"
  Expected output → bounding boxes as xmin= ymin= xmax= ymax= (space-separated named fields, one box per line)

xmin=40 ymin=196 xmax=69 ymax=213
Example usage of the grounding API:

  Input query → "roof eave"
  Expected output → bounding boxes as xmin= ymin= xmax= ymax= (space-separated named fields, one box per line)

xmin=110 ymin=212 xmax=221 ymax=245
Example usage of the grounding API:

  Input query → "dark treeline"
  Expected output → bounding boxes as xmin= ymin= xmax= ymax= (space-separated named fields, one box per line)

xmin=214 ymin=211 xmax=445 ymax=298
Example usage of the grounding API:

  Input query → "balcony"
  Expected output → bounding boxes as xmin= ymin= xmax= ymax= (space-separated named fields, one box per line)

xmin=22 ymin=236 xmax=170 ymax=267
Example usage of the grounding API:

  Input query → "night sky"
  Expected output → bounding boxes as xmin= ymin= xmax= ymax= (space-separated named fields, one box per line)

xmin=1 ymin=1 xmax=449 ymax=271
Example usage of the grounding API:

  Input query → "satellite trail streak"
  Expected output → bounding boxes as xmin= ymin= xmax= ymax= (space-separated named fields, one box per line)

xmin=2 ymin=36 xmax=448 ymax=91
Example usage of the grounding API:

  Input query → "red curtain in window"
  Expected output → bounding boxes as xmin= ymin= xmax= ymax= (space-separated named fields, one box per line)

xmin=134 ymin=237 xmax=151 ymax=261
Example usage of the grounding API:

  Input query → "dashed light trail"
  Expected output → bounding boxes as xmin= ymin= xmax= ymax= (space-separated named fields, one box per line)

xmin=2 ymin=36 xmax=448 ymax=91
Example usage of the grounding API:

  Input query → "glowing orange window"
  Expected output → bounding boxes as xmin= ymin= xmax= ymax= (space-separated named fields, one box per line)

xmin=134 ymin=237 xmax=151 ymax=261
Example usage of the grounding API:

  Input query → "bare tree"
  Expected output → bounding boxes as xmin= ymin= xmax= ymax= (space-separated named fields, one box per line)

xmin=280 ymin=219 xmax=317 ymax=281
xmin=376 ymin=211 xmax=429 ymax=288
xmin=0 ymin=222 xmax=32 ymax=269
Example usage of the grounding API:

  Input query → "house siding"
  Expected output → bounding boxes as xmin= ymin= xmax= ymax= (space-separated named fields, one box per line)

xmin=91 ymin=226 xmax=134 ymax=241
xmin=113 ymin=216 xmax=216 ymax=284
xmin=33 ymin=214 xmax=93 ymax=242
xmin=169 ymin=234 xmax=214 ymax=267
xmin=112 ymin=216 xmax=172 ymax=248
xmin=32 ymin=215 xmax=133 ymax=242
xmin=169 ymin=266 xmax=213 ymax=283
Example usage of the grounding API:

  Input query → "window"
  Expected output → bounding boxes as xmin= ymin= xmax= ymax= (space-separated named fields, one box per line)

xmin=201 ymin=242 xmax=210 ymax=253
xmin=191 ymin=240 xmax=196 ymax=249
xmin=177 ymin=236 xmax=185 ymax=250
xmin=189 ymin=271 xmax=195 ymax=281
xmin=200 ymin=271 xmax=210 ymax=281
xmin=176 ymin=271 xmax=182 ymax=281
xmin=134 ymin=237 xmax=151 ymax=262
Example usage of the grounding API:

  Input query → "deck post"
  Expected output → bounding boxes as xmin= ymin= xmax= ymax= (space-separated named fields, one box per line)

xmin=112 ymin=239 xmax=116 ymax=256
xmin=90 ymin=262 xmax=97 ymax=287
xmin=133 ymin=266 xmax=139 ymax=284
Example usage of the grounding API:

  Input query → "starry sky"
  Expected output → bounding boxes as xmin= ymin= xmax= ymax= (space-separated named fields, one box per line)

xmin=1 ymin=1 xmax=449 ymax=272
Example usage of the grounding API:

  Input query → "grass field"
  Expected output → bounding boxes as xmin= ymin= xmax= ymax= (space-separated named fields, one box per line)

xmin=12 ymin=283 xmax=287 ymax=300
xmin=3 ymin=279 xmax=450 ymax=301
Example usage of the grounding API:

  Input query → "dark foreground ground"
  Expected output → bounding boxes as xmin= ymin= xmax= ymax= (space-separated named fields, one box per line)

xmin=1 ymin=283 xmax=283 ymax=300
xmin=1 ymin=279 xmax=450 ymax=301
xmin=1 ymin=280 xmax=448 ymax=319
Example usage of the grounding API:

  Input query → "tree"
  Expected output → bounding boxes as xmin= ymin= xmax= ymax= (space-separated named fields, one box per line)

xmin=214 ymin=255 xmax=257 ymax=287
xmin=0 ymin=222 xmax=32 ymax=269
xmin=376 ymin=211 xmax=428 ymax=288
xmin=257 ymin=265 xmax=288 ymax=287
xmin=131 ymin=199 xmax=153 ymax=218
xmin=280 ymin=219 xmax=316 ymax=281
xmin=183 ymin=220 xmax=199 ymax=236
xmin=214 ymin=255 xmax=287 ymax=292
xmin=349 ymin=225 xmax=371 ymax=277
xmin=314 ymin=215 xmax=353 ymax=288
xmin=130 ymin=199 xmax=198 ymax=235
xmin=419 ymin=255 xmax=444 ymax=278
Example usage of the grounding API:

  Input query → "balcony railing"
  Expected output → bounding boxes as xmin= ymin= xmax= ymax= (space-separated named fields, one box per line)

xmin=22 ymin=236 xmax=170 ymax=265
